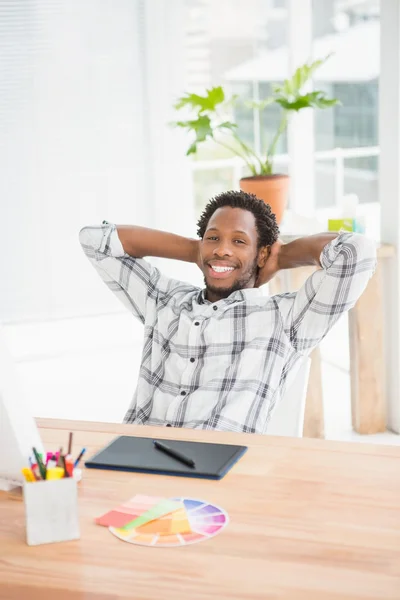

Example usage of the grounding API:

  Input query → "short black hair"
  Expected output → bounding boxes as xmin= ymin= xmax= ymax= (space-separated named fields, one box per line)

xmin=196 ymin=190 xmax=279 ymax=247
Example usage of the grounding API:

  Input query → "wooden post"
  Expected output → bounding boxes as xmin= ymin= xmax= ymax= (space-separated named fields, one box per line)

xmin=349 ymin=262 xmax=386 ymax=433
xmin=302 ymin=347 xmax=324 ymax=438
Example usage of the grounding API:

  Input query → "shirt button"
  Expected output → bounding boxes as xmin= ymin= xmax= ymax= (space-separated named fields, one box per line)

xmin=180 ymin=390 xmax=186 ymax=396
xmin=190 ymin=358 xmax=195 ymax=363
xmin=213 ymin=305 xmax=218 ymax=311
xmin=194 ymin=321 xmax=200 ymax=326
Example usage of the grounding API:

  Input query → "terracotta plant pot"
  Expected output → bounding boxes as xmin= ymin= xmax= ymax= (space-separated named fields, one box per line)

xmin=239 ymin=174 xmax=289 ymax=224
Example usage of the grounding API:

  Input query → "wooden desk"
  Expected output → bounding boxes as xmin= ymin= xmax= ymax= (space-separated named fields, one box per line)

xmin=270 ymin=243 xmax=395 ymax=438
xmin=1 ymin=419 xmax=400 ymax=599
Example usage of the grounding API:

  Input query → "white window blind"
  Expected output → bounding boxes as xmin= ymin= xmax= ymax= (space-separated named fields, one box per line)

xmin=0 ymin=0 xmax=148 ymax=322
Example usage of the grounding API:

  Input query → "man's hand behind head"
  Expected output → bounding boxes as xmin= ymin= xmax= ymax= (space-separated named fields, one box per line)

xmin=255 ymin=240 xmax=283 ymax=288
xmin=192 ymin=239 xmax=203 ymax=271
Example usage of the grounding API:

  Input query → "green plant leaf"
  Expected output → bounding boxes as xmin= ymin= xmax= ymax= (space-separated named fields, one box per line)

xmin=174 ymin=86 xmax=225 ymax=113
xmin=194 ymin=115 xmax=214 ymax=140
xmin=271 ymin=83 xmax=283 ymax=94
xmin=275 ymin=90 xmax=340 ymax=111
xmin=282 ymin=78 xmax=294 ymax=97
xmin=173 ymin=120 xmax=191 ymax=128
xmin=292 ymin=63 xmax=316 ymax=93
xmin=276 ymin=54 xmax=333 ymax=99
xmin=175 ymin=115 xmax=216 ymax=155
xmin=173 ymin=115 xmax=213 ymax=138
xmin=217 ymin=121 xmax=237 ymax=131
xmin=172 ymin=54 xmax=339 ymax=171
xmin=310 ymin=95 xmax=340 ymax=109
xmin=187 ymin=142 xmax=199 ymax=155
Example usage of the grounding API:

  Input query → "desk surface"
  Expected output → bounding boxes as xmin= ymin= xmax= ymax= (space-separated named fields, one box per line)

xmin=1 ymin=419 xmax=400 ymax=600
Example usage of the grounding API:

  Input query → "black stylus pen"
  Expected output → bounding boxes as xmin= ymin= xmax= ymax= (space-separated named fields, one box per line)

xmin=153 ymin=440 xmax=196 ymax=468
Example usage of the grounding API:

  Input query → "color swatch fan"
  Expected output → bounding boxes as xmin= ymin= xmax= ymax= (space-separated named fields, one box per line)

xmin=96 ymin=494 xmax=228 ymax=547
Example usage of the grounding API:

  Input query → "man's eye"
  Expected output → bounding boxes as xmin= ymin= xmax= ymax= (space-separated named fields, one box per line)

xmin=234 ymin=239 xmax=245 ymax=244
xmin=207 ymin=236 xmax=218 ymax=241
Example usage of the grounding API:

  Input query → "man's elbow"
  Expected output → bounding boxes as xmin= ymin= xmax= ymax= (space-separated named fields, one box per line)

xmin=78 ymin=226 xmax=90 ymax=248
xmin=349 ymin=233 xmax=377 ymax=270
xmin=78 ymin=226 xmax=99 ymax=256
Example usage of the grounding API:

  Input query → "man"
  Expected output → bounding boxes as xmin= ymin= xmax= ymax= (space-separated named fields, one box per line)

xmin=79 ymin=190 xmax=376 ymax=434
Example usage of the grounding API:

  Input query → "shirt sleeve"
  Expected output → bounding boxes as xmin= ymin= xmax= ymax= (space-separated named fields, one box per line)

xmin=277 ymin=232 xmax=378 ymax=354
xmin=79 ymin=222 xmax=175 ymax=323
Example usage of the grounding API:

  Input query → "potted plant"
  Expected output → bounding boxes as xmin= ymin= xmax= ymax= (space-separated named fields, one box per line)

xmin=172 ymin=56 xmax=339 ymax=223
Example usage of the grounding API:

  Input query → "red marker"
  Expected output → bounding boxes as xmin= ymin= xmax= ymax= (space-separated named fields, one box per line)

xmin=65 ymin=455 xmax=74 ymax=477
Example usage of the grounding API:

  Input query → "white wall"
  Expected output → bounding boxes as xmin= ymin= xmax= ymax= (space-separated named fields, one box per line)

xmin=1 ymin=0 xmax=200 ymax=324
xmin=141 ymin=0 xmax=202 ymax=287
xmin=380 ymin=0 xmax=400 ymax=433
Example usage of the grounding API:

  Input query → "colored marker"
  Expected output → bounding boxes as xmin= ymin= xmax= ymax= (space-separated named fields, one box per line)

xmin=65 ymin=455 xmax=74 ymax=477
xmin=47 ymin=454 xmax=57 ymax=469
xmin=56 ymin=447 xmax=64 ymax=468
xmin=74 ymin=448 xmax=86 ymax=468
xmin=61 ymin=454 xmax=69 ymax=477
xmin=46 ymin=467 xmax=64 ymax=481
xmin=21 ymin=468 xmax=36 ymax=483
xmin=32 ymin=447 xmax=46 ymax=480
xmin=68 ymin=432 xmax=73 ymax=456
xmin=28 ymin=457 xmax=39 ymax=481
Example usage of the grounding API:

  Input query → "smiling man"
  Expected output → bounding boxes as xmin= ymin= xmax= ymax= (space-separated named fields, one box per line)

xmin=79 ymin=190 xmax=377 ymax=434
xmin=197 ymin=200 xmax=275 ymax=301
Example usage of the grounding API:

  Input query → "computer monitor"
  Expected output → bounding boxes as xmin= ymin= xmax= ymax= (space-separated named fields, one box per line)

xmin=0 ymin=325 xmax=44 ymax=491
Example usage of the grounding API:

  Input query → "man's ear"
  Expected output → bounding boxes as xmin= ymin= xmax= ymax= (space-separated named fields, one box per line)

xmin=257 ymin=246 xmax=270 ymax=268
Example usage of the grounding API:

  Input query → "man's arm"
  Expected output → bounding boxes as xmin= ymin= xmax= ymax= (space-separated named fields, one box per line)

xmin=278 ymin=233 xmax=338 ymax=269
xmin=116 ymin=225 xmax=200 ymax=264
xmin=79 ymin=223 xmax=200 ymax=322
xmin=270 ymin=232 xmax=377 ymax=354
xmin=256 ymin=234 xmax=339 ymax=287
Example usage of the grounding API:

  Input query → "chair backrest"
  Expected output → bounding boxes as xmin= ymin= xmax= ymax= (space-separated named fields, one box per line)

xmin=266 ymin=358 xmax=311 ymax=438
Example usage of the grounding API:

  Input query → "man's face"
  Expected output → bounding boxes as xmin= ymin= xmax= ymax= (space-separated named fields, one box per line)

xmin=199 ymin=207 xmax=266 ymax=301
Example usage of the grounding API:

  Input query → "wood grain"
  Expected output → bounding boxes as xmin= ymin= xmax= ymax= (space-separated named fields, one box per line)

xmin=1 ymin=419 xmax=400 ymax=599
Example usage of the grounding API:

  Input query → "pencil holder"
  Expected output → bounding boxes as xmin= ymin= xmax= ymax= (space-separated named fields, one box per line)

xmin=23 ymin=478 xmax=80 ymax=546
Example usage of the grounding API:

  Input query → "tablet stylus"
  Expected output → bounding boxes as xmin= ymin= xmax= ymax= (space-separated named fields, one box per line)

xmin=153 ymin=440 xmax=196 ymax=468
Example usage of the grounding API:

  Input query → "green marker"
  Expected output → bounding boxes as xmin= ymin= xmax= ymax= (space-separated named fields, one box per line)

xmin=32 ymin=447 xmax=47 ymax=480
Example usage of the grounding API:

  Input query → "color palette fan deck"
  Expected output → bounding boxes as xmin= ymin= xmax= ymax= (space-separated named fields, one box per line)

xmin=96 ymin=494 xmax=228 ymax=547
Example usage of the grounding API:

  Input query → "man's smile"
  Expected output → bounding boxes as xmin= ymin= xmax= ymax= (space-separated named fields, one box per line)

xmin=206 ymin=261 xmax=237 ymax=280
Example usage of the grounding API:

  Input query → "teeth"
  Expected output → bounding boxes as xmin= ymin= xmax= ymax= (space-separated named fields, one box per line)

xmin=211 ymin=266 xmax=234 ymax=273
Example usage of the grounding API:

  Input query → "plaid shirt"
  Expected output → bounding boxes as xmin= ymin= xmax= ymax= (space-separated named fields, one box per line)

xmin=79 ymin=223 xmax=377 ymax=434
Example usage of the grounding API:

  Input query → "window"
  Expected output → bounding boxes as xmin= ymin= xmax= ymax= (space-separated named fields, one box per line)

xmin=184 ymin=0 xmax=289 ymax=214
xmin=312 ymin=0 xmax=380 ymax=206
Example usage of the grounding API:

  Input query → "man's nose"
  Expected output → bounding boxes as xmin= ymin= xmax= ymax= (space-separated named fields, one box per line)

xmin=213 ymin=242 xmax=233 ymax=257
